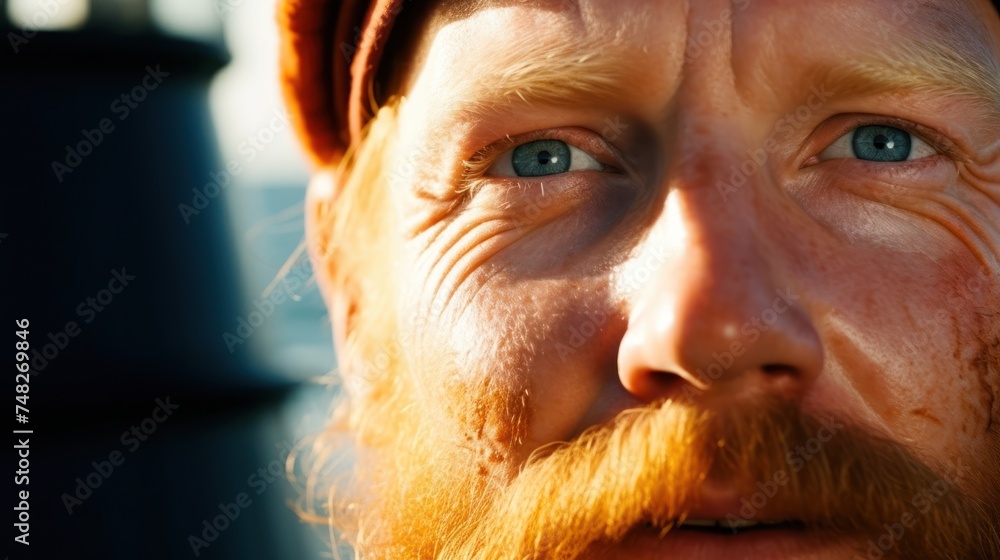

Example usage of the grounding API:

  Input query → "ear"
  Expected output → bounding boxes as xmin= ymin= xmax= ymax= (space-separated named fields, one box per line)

xmin=305 ymin=167 xmax=352 ymax=361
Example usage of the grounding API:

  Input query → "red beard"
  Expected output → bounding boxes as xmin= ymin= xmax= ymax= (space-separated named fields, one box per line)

xmin=312 ymin=391 xmax=1000 ymax=559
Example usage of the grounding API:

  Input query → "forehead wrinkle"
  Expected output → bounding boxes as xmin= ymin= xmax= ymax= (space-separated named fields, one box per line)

xmin=431 ymin=0 xmax=582 ymax=25
xmin=414 ymin=2 xmax=664 ymax=129
xmin=825 ymin=1 xmax=1000 ymax=115
xmin=911 ymin=0 xmax=1000 ymax=59
xmin=724 ymin=1 xmax=1000 ymax=120
xmin=391 ymin=0 xmax=586 ymax=110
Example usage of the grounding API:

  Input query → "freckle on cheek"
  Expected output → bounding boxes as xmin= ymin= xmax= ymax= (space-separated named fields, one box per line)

xmin=447 ymin=374 xmax=532 ymax=478
xmin=910 ymin=407 xmax=943 ymax=426
xmin=972 ymin=334 xmax=1000 ymax=434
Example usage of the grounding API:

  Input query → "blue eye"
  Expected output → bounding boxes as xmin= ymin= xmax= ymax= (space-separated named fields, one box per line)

xmin=512 ymin=140 xmax=572 ymax=176
xmin=488 ymin=139 xmax=605 ymax=177
xmin=818 ymin=124 xmax=937 ymax=163
xmin=851 ymin=126 xmax=911 ymax=162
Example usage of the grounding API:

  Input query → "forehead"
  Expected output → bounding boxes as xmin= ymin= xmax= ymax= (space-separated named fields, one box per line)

xmin=404 ymin=0 xmax=1000 ymax=102
xmin=424 ymin=0 xmax=998 ymax=42
xmin=387 ymin=0 xmax=1000 ymax=159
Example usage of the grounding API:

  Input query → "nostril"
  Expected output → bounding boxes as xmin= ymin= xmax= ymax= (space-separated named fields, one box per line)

xmin=648 ymin=369 xmax=709 ymax=394
xmin=623 ymin=369 xmax=696 ymax=401
xmin=761 ymin=364 xmax=794 ymax=375
xmin=650 ymin=370 xmax=684 ymax=387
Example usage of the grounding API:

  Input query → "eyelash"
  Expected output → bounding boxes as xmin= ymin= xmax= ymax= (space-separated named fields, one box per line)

xmin=811 ymin=115 xmax=961 ymax=165
xmin=459 ymin=143 xmax=510 ymax=198
xmin=463 ymin=138 xmax=515 ymax=181
xmin=460 ymin=114 xmax=961 ymax=194
xmin=461 ymin=128 xmax=622 ymax=192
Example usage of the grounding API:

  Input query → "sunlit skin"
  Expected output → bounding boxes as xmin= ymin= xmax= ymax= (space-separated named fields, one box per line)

xmin=307 ymin=0 xmax=1000 ymax=557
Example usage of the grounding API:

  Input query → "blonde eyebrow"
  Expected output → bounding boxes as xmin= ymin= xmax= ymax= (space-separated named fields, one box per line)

xmin=444 ymin=35 xmax=650 ymax=117
xmin=445 ymin=32 xmax=1000 ymax=122
xmin=815 ymin=38 xmax=1000 ymax=119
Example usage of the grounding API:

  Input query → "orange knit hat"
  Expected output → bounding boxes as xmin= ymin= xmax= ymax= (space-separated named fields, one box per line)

xmin=278 ymin=0 xmax=405 ymax=167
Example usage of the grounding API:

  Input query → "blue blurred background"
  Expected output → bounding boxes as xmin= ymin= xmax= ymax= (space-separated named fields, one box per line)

xmin=1 ymin=1 xmax=340 ymax=558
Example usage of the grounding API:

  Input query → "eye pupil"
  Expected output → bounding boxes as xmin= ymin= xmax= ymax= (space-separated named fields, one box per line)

xmin=851 ymin=126 xmax=911 ymax=162
xmin=872 ymin=134 xmax=893 ymax=150
xmin=512 ymin=140 xmax=572 ymax=177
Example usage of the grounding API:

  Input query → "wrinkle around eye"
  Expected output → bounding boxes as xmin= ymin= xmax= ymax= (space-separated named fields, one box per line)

xmin=803 ymin=153 xmax=958 ymax=197
xmin=426 ymin=209 xmax=574 ymax=324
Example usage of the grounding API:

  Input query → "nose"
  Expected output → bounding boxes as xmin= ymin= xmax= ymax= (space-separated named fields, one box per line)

xmin=617 ymin=169 xmax=823 ymax=406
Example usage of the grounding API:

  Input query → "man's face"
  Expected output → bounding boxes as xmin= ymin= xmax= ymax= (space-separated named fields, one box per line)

xmin=312 ymin=0 xmax=1000 ymax=558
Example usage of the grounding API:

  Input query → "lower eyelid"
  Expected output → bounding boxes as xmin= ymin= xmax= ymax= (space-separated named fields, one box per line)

xmin=817 ymin=153 xmax=953 ymax=185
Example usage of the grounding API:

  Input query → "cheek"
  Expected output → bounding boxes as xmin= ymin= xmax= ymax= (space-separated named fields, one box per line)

xmin=788 ymin=155 xmax=1000 ymax=457
xmin=403 ymin=231 xmax=638 ymax=468
xmin=397 ymin=174 xmax=640 ymax=420
xmin=822 ymin=249 xmax=999 ymax=461
xmin=440 ymin=275 xmax=624 ymax=453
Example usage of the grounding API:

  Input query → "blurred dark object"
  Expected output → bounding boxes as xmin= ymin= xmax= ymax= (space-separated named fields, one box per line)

xmin=0 ymin=10 xmax=283 ymax=408
xmin=1 ymin=5 xmax=331 ymax=560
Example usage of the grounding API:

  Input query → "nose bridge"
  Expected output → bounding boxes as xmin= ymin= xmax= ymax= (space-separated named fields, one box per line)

xmin=617 ymin=126 xmax=823 ymax=404
xmin=646 ymin=146 xmax=776 ymax=340
xmin=661 ymin=102 xmax=768 ymax=282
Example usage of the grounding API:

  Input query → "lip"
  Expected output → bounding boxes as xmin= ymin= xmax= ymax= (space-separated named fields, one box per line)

xmin=601 ymin=523 xmax=856 ymax=560
xmin=588 ymin=482 xmax=861 ymax=559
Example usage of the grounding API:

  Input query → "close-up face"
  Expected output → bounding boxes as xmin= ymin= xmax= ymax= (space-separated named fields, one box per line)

xmin=301 ymin=0 xmax=1000 ymax=558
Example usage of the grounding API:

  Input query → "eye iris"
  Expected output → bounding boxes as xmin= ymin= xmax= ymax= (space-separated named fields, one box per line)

xmin=512 ymin=140 xmax=572 ymax=177
xmin=851 ymin=126 xmax=911 ymax=162
xmin=872 ymin=134 xmax=893 ymax=150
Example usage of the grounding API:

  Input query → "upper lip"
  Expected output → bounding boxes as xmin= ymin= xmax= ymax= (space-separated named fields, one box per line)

xmin=644 ymin=480 xmax=807 ymax=529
